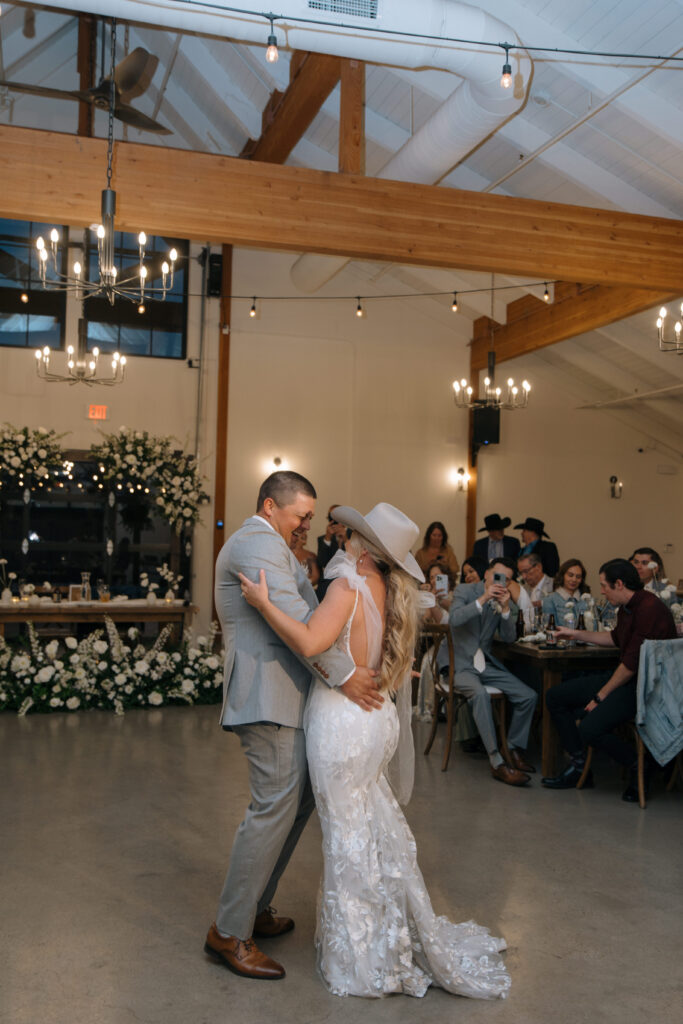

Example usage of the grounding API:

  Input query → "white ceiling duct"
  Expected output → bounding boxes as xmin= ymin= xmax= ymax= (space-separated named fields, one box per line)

xmin=46 ymin=0 xmax=531 ymax=290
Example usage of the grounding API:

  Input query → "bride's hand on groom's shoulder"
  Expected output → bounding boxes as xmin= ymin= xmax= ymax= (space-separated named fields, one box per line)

xmin=238 ymin=569 xmax=269 ymax=610
xmin=340 ymin=668 xmax=384 ymax=712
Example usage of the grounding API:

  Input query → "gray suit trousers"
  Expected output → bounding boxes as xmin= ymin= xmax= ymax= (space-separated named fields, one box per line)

xmin=454 ymin=663 xmax=537 ymax=760
xmin=215 ymin=723 xmax=315 ymax=940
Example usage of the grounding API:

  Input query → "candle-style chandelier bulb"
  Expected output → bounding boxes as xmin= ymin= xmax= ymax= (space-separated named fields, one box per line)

xmin=656 ymin=300 xmax=683 ymax=352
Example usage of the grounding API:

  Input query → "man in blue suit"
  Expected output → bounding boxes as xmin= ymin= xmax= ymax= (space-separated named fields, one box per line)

xmin=471 ymin=513 xmax=520 ymax=564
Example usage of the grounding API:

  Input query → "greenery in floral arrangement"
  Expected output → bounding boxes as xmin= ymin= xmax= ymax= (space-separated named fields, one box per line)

xmin=0 ymin=424 xmax=65 ymax=490
xmin=0 ymin=619 xmax=224 ymax=716
xmin=89 ymin=426 xmax=209 ymax=532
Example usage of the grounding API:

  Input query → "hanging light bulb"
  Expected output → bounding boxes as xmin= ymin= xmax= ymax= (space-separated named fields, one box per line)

xmin=451 ymin=292 xmax=458 ymax=312
xmin=500 ymin=44 xmax=512 ymax=89
xmin=542 ymin=283 xmax=550 ymax=302
xmin=21 ymin=292 xmax=29 ymax=304
xmin=265 ymin=16 xmax=278 ymax=63
xmin=249 ymin=298 xmax=257 ymax=318
xmin=356 ymin=298 xmax=365 ymax=318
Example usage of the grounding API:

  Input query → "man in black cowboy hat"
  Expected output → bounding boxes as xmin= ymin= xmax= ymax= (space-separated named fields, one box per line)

xmin=514 ymin=517 xmax=560 ymax=577
xmin=471 ymin=514 xmax=520 ymax=564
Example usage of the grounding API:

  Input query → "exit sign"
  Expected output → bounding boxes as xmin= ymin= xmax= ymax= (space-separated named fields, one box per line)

xmin=87 ymin=404 xmax=108 ymax=421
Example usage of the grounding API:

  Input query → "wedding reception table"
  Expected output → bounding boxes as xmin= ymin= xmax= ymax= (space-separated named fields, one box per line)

xmin=0 ymin=599 xmax=197 ymax=639
xmin=494 ymin=641 xmax=620 ymax=776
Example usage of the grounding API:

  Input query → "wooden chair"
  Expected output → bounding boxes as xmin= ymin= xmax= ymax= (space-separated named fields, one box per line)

xmin=576 ymin=721 xmax=647 ymax=808
xmin=421 ymin=624 xmax=510 ymax=772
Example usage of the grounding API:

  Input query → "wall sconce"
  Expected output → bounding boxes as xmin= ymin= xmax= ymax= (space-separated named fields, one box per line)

xmin=263 ymin=455 xmax=289 ymax=474
xmin=448 ymin=467 xmax=470 ymax=491
xmin=609 ymin=475 xmax=623 ymax=499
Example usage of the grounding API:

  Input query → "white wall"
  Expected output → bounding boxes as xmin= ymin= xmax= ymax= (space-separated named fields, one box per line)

xmin=3 ymin=244 xmax=681 ymax=634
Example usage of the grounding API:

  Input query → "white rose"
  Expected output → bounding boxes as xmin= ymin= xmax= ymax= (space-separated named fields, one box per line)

xmin=97 ymin=661 xmax=107 ymax=671
xmin=10 ymin=456 xmax=20 ymax=468
xmin=93 ymin=640 xmax=108 ymax=654
xmin=70 ymin=654 xmax=80 ymax=665
xmin=49 ymin=697 xmax=63 ymax=707
xmin=65 ymin=637 xmax=78 ymax=649
xmin=74 ymin=667 xmax=86 ymax=680
xmin=206 ymin=656 xmax=220 ymax=670
xmin=37 ymin=448 xmax=47 ymax=459
xmin=183 ymin=508 xmax=192 ymax=518
xmin=181 ymin=678 xmax=195 ymax=694
xmin=36 ymin=666 xmax=55 ymax=683
xmin=66 ymin=697 xmax=80 ymax=710
xmin=46 ymin=640 xmax=59 ymax=660
xmin=148 ymin=691 xmax=163 ymax=706
xmin=134 ymin=660 xmax=149 ymax=675
xmin=115 ymin=673 xmax=127 ymax=685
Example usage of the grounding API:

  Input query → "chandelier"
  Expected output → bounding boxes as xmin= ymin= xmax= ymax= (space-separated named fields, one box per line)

xmin=656 ymin=302 xmax=683 ymax=353
xmin=32 ymin=19 xmax=177 ymax=384
xmin=452 ymin=275 xmax=531 ymax=410
xmin=35 ymin=318 xmax=126 ymax=386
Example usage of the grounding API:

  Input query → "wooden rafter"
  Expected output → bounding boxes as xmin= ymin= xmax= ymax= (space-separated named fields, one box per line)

xmin=339 ymin=58 xmax=364 ymax=174
xmin=1 ymin=125 xmax=682 ymax=291
xmin=239 ymin=50 xmax=341 ymax=164
xmin=470 ymin=282 xmax=679 ymax=370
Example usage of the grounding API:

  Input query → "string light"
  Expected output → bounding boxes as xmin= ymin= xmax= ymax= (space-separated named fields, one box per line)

xmin=451 ymin=293 xmax=459 ymax=312
xmin=249 ymin=298 xmax=257 ymax=317
xmin=543 ymin=283 xmax=550 ymax=302
xmin=265 ymin=15 xmax=278 ymax=63
xmin=355 ymin=297 xmax=365 ymax=318
xmin=500 ymin=44 xmax=512 ymax=89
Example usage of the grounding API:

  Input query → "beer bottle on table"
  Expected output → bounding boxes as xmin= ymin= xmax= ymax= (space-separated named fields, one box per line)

xmin=577 ymin=612 xmax=586 ymax=631
xmin=516 ymin=609 xmax=525 ymax=640
xmin=546 ymin=613 xmax=556 ymax=645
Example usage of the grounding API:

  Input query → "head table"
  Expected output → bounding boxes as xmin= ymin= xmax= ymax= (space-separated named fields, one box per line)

xmin=0 ymin=599 xmax=197 ymax=641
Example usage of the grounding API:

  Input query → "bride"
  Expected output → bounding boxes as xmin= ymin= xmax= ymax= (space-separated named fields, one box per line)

xmin=239 ymin=502 xmax=510 ymax=1000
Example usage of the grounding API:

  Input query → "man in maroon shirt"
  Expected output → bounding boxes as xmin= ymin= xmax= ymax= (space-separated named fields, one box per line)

xmin=541 ymin=558 xmax=676 ymax=800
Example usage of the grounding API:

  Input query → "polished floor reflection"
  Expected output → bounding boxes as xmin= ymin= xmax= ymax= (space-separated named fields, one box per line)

xmin=2 ymin=706 xmax=681 ymax=1024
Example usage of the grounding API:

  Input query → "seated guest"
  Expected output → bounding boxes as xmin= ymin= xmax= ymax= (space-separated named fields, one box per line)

xmin=513 ymin=552 xmax=553 ymax=628
xmin=442 ymin=557 xmax=537 ymax=786
xmin=515 ymin=517 xmax=560 ymax=577
xmin=415 ymin=521 xmax=460 ymax=577
xmin=542 ymin=558 xmax=676 ymax=801
xmin=291 ymin=530 xmax=317 ymax=567
xmin=460 ymin=555 xmax=488 ymax=586
xmin=421 ymin=562 xmax=452 ymax=625
xmin=542 ymin=559 xmax=589 ymax=627
xmin=316 ymin=504 xmax=347 ymax=570
xmin=471 ymin=514 xmax=520 ymax=564
xmin=630 ymin=547 xmax=677 ymax=607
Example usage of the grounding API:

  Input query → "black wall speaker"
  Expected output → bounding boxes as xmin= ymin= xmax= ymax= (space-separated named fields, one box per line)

xmin=207 ymin=254 xmax=223 ymax=297
xmin=473 ymin=406 xmax=500 ymax=446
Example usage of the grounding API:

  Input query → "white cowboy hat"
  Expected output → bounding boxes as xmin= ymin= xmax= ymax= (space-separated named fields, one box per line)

xmin=332 ymin=502 xmax=424 ymax=582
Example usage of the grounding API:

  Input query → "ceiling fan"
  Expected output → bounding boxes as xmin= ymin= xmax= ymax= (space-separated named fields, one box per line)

xmin=0 ymin=46 xmax=170 ymax=134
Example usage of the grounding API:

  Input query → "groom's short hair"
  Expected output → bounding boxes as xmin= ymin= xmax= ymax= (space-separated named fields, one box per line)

xmin=257 ymin=471 xmax=317 ymax=511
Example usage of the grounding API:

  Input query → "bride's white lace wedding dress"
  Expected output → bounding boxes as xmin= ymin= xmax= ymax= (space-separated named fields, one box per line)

xmin=304 ymin=553 xmax=510 ymax=999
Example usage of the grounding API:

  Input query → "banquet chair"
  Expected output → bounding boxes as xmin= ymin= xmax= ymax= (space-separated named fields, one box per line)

xmin=576 ymin=721 xmax=647 ymax=808
xmin=421 ymin=624 xmax=510 ymax=772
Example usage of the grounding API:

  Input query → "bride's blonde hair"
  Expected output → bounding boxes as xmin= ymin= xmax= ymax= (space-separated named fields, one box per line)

xmin=347 ymin=532 xmax=419 ymax=695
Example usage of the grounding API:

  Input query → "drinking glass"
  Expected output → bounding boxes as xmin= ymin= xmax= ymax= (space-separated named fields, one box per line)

xmin=98 ymin=580 xmax=110 ymax=602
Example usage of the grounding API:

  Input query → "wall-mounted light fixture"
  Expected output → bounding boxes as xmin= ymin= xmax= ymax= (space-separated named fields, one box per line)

xmin=609 ymin=475 xmax=623 ymax=499
xmin=448 ymin=467 xmax=470 ymax=491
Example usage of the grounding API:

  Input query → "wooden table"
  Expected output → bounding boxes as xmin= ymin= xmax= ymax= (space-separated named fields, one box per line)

xmin=495 ymin=641 xmax=620 ymax=776
xmin=0 ymin=599 xmax=197 ymax=639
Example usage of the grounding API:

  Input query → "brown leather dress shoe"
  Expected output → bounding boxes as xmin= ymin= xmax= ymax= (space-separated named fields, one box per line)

xmin=509 ymin=749 xmax=536 ymax=774
xmin=204 ymin=924 xmax=285 ymax=980
xmin=253 ymin=906 xmax=295 ymax=938
xmin=491 ymin=762 xmax=531 ymax=786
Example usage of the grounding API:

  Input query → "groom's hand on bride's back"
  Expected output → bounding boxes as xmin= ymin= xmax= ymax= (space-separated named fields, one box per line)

xmin=340 ymin=668 xmax=384 ymax=711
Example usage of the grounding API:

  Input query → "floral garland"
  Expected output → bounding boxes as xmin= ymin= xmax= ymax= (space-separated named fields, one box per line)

xmin=0 ymin=424 xmax=65 ymax=489
xmin=89 ymin=426 xmax=209 ymax=532
xmin=0 ymin=619 xmax=224 ymax=716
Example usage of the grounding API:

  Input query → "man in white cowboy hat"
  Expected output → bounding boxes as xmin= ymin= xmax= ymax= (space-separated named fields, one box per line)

xmin=515 ymin=516 xmax=560 ymax=578
xmin=471 ymin=513 xmax=520 ymax=564
xmin=205 ymin=471 xmax=382 ymax=981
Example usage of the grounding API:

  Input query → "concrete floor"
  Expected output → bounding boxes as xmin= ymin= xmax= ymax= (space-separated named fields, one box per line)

xmin=2 ymin=706 xmax=681 ymax=1024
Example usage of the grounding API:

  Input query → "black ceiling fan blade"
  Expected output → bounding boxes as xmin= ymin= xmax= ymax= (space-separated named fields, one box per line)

xmin=0 ymin=79 xmax=81 ymax=102
xmin=113 ymin=101 xmax=171 ymax=134
xmin=115 ymin=47 xmax=158 ymax=98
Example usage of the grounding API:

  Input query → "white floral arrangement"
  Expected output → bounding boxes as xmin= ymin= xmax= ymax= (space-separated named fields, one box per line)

xmin=0 ymin=424 xmax=65 ymax=488
xmin=0 ymin=559 xmax=17 ymax=591
xmin=89 ymin=426 xmax=209 ymax=532
xmin=0 ymin=619 xmax=224 ymax=716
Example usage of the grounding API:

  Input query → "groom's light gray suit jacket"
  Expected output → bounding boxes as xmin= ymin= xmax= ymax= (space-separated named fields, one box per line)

xmin=216 ymin=515 xmax=354 ymax=729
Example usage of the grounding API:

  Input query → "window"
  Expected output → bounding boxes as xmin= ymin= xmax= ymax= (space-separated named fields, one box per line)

xmin=83 ymin=230 xmax=188 ymax=359
xmin=0 ymin=218 xmax=67 ymax=350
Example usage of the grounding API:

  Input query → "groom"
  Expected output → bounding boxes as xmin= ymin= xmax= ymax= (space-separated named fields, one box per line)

xmin=205 ymin=471 xmax=382 ymax=980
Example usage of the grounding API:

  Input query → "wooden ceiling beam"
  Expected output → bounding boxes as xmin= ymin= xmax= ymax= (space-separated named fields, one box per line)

xmin=1 ymin=125 xmax=682 ymax=291
xmin=470 ymin=283 xmax=679 ymax=370
xmin=339 ymin=58 xmax=364 ymax=174
xmin=240 ymin=50 xmax=341 ymax=164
